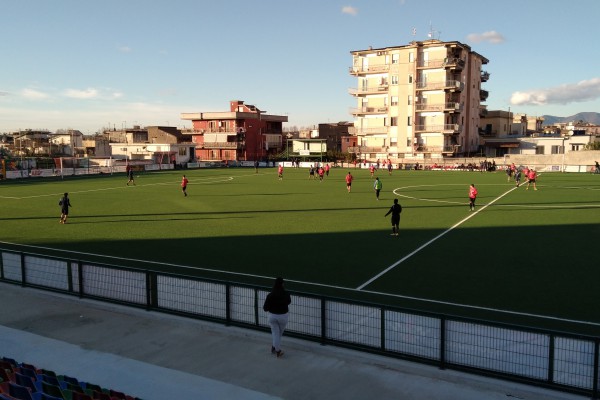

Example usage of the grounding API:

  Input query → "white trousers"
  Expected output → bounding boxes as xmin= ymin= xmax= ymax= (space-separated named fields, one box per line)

xmin=268 ymin=312 xmax=289 ymax=352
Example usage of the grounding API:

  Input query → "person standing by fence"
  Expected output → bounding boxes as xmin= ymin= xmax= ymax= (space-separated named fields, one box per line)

xmin=263 ymin=277 xmax=291 ymax=358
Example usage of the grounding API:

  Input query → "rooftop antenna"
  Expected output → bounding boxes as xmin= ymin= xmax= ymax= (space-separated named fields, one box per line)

xmin=427 ymin=21 xmax=441 ymax=40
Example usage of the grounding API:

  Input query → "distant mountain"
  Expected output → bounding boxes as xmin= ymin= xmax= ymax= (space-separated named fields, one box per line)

xmin=542 ymin=112 xmax=600 ymax=125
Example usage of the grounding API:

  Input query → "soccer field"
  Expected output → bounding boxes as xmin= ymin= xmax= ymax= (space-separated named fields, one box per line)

xmin=1 ymin=167 xmax=599 ymax=334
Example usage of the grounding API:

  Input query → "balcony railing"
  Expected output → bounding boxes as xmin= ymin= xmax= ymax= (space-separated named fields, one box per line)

xmin=413 ymin=124 xmax=461 ymax=134
xmin=200 ymin=142 xmax=242 ymax=149
xmin=480 ymin=90 xmax=489 ymax=101
xmin=442 ymin=57 xmax=465 ymax=69
xmin=348 ymin=85 xmax=389 ymax=95
xmin=348 ymin=64 xmax=390 ymax=75
xmin=348 ymin=126 xmax=389 ymax=135
xmin=347 ymin=146 xmax=388 ymax=154
xmin=481 ymin=71 xmax=490 ymax=82
xmin=416 ymin=80 xmax=463 ymax=91
xmin=349 ymin=106 xmax=389 ymax=115
xmin=415 ymin=102 xmax=462 ymax=112
xmin=413 ymin=145 xmax=457 ymax=153
xmin=415 ymin=58 xmax=464 ymax=70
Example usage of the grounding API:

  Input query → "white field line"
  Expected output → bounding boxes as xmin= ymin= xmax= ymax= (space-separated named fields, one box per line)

xmin=356 ymin=286 xmax=600 ymax=327
xmin=0 ymin=240 xmax=273 ymax=281
xmin=2 ymin=238 xmax=599 ymax=327
xmin=0 ymin=176 xmax=237 ymax=200
xmin=356 ymin=186 xmax=519 ymax=290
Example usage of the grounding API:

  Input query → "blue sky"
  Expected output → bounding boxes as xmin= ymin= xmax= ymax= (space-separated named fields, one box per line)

xmin=2 ymin=0 xmax=600 ymax=134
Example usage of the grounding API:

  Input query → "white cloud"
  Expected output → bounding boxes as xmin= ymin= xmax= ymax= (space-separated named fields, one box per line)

xmin=118 ymin=45 xmax=132 ymax=53
xmin=510 ymin=78 xmax=600 ymax=106
xmin=342 ymin=6 xmax=358 ymax=16
xmin=0 ymin=91 xmax=9 ymax=97
xmin=64 ymin=88 xmax=99 ymax=99
xmin=21 ymin=88 xmax=49 ymax=100
xmin=466 ymin=31 xmax=505 ymax=44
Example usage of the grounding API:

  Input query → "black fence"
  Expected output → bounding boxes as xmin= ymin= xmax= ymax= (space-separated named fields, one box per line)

xmin=1 ymin=248 xmax=598 ymax=398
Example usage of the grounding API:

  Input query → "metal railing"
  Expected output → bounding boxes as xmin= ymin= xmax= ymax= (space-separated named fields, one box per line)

xmin=413 ymin=124 xmax=461 ymax=133
xmin=416 ymin=80 xmax=464 ymax=91
xmin=1 ymin=248 xmax=598 ymax=398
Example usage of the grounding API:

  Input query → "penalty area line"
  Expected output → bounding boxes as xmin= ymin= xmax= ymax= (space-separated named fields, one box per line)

xmin=356 ymin=186 xmax=519 ymax=290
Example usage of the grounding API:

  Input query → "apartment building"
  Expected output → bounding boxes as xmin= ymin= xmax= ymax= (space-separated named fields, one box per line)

xmin=180 ymin=100 xmax=288 ymax=161
xmin=349 ymin=39 xmax=489 ymax=160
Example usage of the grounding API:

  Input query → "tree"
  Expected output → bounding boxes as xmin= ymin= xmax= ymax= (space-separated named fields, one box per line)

xmin=584 ymin=141 xmax=600 ymax=150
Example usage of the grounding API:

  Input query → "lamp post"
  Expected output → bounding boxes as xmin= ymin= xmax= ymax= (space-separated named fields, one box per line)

xmin=562 ymin=136 xmax=567 ymax=172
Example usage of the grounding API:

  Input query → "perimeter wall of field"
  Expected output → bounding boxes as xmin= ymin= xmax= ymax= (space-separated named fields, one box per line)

xmin=1 ymin=249 xmax=598 ymax=398
xmin=2 ymin=152 xmax=599 ymax=179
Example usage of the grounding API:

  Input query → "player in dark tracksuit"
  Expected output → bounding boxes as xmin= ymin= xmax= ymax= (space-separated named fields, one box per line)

xmin=385 ymin=198 xmax=402 ymax=236
xmin=59 ymin=193 xmax=72 ymax=224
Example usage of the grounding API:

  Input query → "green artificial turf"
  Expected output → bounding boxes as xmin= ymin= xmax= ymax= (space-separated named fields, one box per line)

xmin=1 ymin=167 xmax=599 ymax=334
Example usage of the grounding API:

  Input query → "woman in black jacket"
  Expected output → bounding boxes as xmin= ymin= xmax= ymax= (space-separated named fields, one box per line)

xmin=263 ymin=277 xmax=291 ymax=357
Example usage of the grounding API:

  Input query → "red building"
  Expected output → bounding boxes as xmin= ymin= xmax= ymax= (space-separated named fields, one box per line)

xmin=180 ymin=100 xmax=288 ymax=161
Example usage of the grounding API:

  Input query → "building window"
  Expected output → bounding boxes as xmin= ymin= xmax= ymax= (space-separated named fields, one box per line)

xmin=551 ymin=145 xmax=563 ymax=154
xmin=392 ymin=54 xmax=399 ymax=64
xmin=391 ymin=75 xmax=398 ymax=85
xmin=407 ymin=116 xmax=412 ymax=126
xmin=391 ymin=117 xmax=398 ymax=126
xmin=535 ymin=146 xmax=545 ymax=155
xmin=391 ymin=96 xmax=398 ymax=106
xmin=408 ymin=74 xmax=413 ymax=84
xmin=407 ymin=95 xmax=412 ymax=105
xmin=409 ymin=52 xmax=414 ymax=63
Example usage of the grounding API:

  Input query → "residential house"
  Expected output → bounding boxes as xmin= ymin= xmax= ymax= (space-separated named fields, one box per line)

xmin=349 ymin=39 xmax=489 ymax=160
xmin=180 ymin=100 xmax=288 ymax=161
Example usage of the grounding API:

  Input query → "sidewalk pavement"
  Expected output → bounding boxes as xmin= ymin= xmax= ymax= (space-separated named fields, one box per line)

xmin=0 ymin=283 xmax=584 ymax=400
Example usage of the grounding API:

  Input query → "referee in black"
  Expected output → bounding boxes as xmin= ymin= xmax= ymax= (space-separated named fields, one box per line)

xmin=384 ymin=198 xmax=402 ymax=236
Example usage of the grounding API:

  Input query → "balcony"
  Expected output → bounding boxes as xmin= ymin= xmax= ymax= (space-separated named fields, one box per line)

xmin=349 ymin=106 xmax=389 ymax=115
xmin=413 ymin=124 xmax=461 ymax=134
xmin=481 ymin=71 xmax=490 ymax=82
xmin=200 ymin=142 xmax=242 ymax=149
xmin=442 ymin=57 xmax=465 ymax=70
xmin=348 ymin=126 xmax=389 ymax=135
xmin=416 ymin=80 xmax=464 ymax=91
xmin=480 ymin=89 xmax=489 ymax=102
xmin=347 ymin=146 xmax=388 ymax=154
xmin=348 ymin=85 xmax=389 ymax=96
xmin=416 ymin=59 xmax=445 ymax=69
xmin=413 ymin=145 xmax=457 ymax=154
xmin=348 ymin=64 xmax=390 ymax=75
xmin=415 ymin=102 xmax=462 ymax=112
